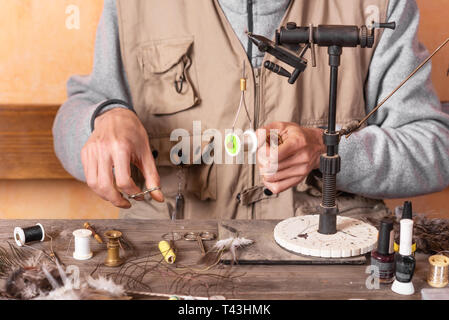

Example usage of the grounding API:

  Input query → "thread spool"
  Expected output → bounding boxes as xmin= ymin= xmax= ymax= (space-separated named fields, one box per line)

xmin=104 ymin=230 xmax=123 ymax=267
xmin=72 ymin=229 xmax=93 ymax=260
xmin=427 ymin=255 xmax=449 ymax=288
xmin=159 ymin=240 xmax=176 ymax=264
xmin=14 ymin=223 xmax=45 ymax=247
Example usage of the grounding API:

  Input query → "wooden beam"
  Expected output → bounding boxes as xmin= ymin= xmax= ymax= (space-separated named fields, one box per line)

xmin=0 ymin=104 xmax=71 ymax=179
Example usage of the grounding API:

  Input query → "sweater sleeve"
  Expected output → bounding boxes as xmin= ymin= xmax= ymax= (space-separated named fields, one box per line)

xmin=337 ymin=0 xmax=449 ymax=198
xmin=52 ymin=0 xmax=132 ymax=181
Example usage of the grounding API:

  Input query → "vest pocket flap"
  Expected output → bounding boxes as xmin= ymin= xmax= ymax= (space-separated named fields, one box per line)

xmin=139 ymin=37 xmax=194 ymax=74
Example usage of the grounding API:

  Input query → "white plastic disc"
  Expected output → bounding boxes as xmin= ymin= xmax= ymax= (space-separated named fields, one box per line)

xmin=274 ymin=215 xmax=378 ymax=258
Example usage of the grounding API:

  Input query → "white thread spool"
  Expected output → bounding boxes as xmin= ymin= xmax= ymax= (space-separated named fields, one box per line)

xmin=72 ymin=229 xmax=93 ymax=260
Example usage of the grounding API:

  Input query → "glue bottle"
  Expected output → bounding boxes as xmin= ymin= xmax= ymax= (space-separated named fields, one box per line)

xmin=394 ymin=201 xmax=416 ymax=255
xmin=391 ymin=219 xmax=416 ymax=295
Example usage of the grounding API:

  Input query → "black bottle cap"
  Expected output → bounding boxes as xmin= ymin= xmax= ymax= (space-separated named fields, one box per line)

xmin=377 ymin=219 xmax=394 ymax=255
xmin=402 ymin=201 xmax=413 ymax=220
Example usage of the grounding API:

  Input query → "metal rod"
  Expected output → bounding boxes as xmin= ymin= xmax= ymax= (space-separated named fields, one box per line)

xmin=346 ymin=37 xmax=449 ymax=138
xmin=327 ymin=65 xmax=338 ymax=156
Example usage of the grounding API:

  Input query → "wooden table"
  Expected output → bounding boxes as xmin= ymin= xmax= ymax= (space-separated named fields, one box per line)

xmin=0 ymin=219 xmax=431 ymax=300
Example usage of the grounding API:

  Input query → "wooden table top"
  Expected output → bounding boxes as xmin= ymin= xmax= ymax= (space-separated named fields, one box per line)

xmin=0 ymin=219 xmax=431 ymax=300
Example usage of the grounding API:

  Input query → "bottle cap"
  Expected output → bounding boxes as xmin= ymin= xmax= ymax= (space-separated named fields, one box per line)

xmin=402 ymin=201 xmax=413 ymax=220
xmin=377 ymin=219 xmax=394 ymax=255
xmin=399 ymin=219 xmax=414 ymax=256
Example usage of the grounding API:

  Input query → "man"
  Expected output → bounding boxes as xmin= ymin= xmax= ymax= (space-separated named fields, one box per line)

xmin=53 ymin=0 xmax=449 ymax=220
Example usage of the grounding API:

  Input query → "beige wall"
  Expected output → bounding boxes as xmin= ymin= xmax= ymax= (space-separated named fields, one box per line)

xmin=0 ymin=0 xmax=447 ymax=219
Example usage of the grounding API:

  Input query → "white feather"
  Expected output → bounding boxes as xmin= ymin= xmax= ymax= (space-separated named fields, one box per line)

xmin=87 ymin=276 xmax=126 ymax=296
xmin=212 ymin=237 xmax=254 ymax=261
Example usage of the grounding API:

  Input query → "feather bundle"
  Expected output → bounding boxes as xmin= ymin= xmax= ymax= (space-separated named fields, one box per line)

xmin=35 ymin=275 xmax=129 ymax=300
xmin=350 ymin=206 xmax=449 ymax=254
xmin=212 ymin=237 xmax=254 ymax=262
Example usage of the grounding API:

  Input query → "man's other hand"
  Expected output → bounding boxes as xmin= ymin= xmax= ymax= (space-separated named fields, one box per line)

xmin=81 ymin=108 xmax=164 ymax=208
xmin=256 ymin=122 xmax=325 ymax=195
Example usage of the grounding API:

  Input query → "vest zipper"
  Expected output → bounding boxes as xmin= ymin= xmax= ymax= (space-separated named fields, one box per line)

xmin=247 ymin=0 xmax=254 ymax=64
xmin=251 ymin=67 xmax=261 ymax=219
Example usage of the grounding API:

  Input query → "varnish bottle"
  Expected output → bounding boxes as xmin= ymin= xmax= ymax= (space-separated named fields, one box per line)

xmin=371 ymin=219 xmax=395 ymax=284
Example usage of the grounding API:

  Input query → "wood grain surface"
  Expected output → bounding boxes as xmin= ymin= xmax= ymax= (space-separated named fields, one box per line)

xmin=0 ymin=219 xmax=432 ymax=300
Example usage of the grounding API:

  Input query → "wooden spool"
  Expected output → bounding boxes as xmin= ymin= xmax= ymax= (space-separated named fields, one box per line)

xmin=274 ymin=215 xmax=378 ymax=258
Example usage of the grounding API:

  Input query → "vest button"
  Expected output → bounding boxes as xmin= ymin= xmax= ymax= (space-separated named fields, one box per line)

xmin=236 ymin=193 xmax=241 ymax=202
xmin=152 ymin=150 xmax=159 ymax=160
xmin=264 ymin=188 xmax=274 ymax=196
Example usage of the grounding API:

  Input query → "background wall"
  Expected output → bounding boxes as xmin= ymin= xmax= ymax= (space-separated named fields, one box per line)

xmin=0 ymin=0 xmax=447 ymax=219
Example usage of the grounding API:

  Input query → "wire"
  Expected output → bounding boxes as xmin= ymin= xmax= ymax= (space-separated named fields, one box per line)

xmin=231 ymin=61 xmax=253 ymax=132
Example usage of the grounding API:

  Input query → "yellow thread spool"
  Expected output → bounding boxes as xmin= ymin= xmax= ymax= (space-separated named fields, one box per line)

xmin=427 ymin=255 xmax=449 ymax=288
xmin=240 ymin=78 xmax=246 ymax=92
xmin=158 ymin=240 xmax=176 ymax=264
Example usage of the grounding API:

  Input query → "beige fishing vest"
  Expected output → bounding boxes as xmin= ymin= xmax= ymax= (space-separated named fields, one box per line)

xmin=116 ymin=0 xmax=389 ymax=220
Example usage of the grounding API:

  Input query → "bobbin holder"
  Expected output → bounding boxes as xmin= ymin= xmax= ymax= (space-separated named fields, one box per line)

xmin=249 ymin=21 xmax=395 ymax=235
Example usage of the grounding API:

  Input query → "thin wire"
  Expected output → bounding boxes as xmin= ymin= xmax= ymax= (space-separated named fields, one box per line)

xmin=346 ymin=37 xmax=449 ymax=138
xmin=231 ymin=61 xmax=253 ymax=131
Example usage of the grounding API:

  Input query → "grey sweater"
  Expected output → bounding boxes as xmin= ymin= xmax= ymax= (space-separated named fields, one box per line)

xmin=53 ymin=0 xmax=449 ymax=199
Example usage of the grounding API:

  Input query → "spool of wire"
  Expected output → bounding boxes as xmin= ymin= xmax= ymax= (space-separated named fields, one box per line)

xmin=14 ymin=223 xmax=45 ymax=247
xmin=427 ymin=254 xmax=449 ymax=288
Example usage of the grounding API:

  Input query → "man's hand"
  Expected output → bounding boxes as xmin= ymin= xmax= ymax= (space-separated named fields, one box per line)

xmin=256 ymin=122 xmax=325 ymax=194
xmin=81 ymin=108 xmax=164 ymax=208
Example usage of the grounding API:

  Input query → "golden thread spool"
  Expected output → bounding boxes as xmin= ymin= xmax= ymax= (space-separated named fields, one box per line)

xmin=84 ymin=222 xmax=103 ymax=244
xmin=158 ymin=240 xmax=176 ymax=264
xmin=427 ymin=255 xmax=449 ymax=288
xmin=240 ymin=78 xmax=247 ymax=92
xmin=104 ymin=230 xmax=124 ymax=267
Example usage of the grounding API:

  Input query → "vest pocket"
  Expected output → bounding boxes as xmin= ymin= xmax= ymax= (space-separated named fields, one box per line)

xmin=147 ymin=135 xmax=217 ymax=201
xmin=137 ymin=36 xmax=199 ymax=115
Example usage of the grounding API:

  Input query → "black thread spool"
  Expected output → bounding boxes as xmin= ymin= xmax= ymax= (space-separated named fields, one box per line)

xmin=14 ymin=223 xmax=45 ymax=247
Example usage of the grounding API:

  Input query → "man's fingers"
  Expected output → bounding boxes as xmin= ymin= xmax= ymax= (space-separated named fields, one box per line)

xmin=137 ymin=150 xmax=164 ymax=202
xmin=261 ymin=151 xmax=315 ymax=174
xmin=112 ymin=150 xmax=143 ymax=200
xmin=263 ymin=164 xmax=309 ymax=183
xmin=275 ymin=132 xmax=306 ymax=163
xmin=97 ymin=154 xmax=131 ymax=208
xmin=263 ymin=176 xmax=306 ymax=195
xmin=81 ymin=145 xmax=98 ymax=190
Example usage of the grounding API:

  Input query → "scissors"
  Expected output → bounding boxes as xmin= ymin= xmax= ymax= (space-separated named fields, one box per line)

xmin=183 ymin=232 xmax=216 ymax=256
xmin=128 ymin=186 xmax=161 ymax=200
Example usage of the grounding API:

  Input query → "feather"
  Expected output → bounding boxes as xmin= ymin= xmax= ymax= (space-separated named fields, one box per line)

xmin=212 ymin=237 xmax=254 ymax=262
xmin=349 ymin=206 xmax=449 ymax=254
xmin=87 ymin=276 xmax=126 ymax=297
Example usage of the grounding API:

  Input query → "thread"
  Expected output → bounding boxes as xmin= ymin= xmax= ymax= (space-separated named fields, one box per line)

xmin=73 ymin=229 xmax=93 ymax=260
xmin=159 ymin=240 xmax=176 ymax=264
xmin=427 ymin=255 xmax=449 ymax=288
xmin=14 ymin=223 xmax=45 ymax=247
